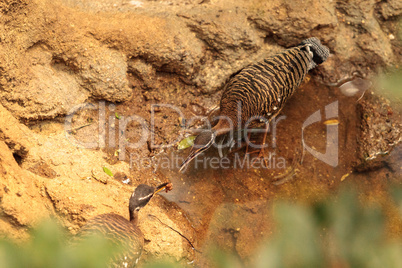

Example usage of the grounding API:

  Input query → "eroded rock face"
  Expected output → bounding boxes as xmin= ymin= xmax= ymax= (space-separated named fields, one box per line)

xmin=247 ymin=0 xmax=338 ymax=45
xmin=0 ymin=0 xmax=401 ymax=119
xmin=379 ymin=0 xmax=402 ymax=19
xmin=0 ymin=106 xmax=51 ymax=240
xmin=0 ymin=103 xmax=192 ymax=262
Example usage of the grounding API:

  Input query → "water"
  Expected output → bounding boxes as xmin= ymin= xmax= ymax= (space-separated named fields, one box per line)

xmin=147 ymin=80 xmax=401 ymax=265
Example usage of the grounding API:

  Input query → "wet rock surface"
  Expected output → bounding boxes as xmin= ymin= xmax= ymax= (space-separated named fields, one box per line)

xmin=0 ymin=0 xmax=401 ymax=265
xmin=355 ymin=94 xmax=401 ymax=171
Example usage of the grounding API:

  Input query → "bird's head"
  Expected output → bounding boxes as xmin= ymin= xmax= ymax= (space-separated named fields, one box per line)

xmin=129 ymin=182 xmax=172 ymax=221
xmin=299 ymin=37 xmax=330 ymax=70
xmin=179 ymin=129 xmax=216 ymax=172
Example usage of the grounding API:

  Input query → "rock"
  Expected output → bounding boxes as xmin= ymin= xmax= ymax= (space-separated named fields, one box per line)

xmin=0 ymin=140 xmax=51 ymax=240
xmin=1 ymin=0 xmax=401 ymax=113
xmin=178 ymin=6 xmax=283 ymax=92
xmin=77 ymin=44 xmax=132 ymax=102
xmin=0 ymin=1 xmax=133 ymax=120
xmin=343 ymin=0 xmax=394 ymax=66
xmin=128 ymin=58 xmax=157 ymax=89
xmin=88 ymin=11 xmax=204 ymax=78
xmin=0 ymin=104 xmax=34 ymax=157
xmin=138 ymin=206 xmax=187 ymax=262
xmin=379 ymin=0 xmax=402 ymax=19
xmin=247 ymin=0 xmax=338 ymax=46
xmin=327 ymin=0 xmax=396 ymax=84
xmin=179 ymin=8 xmax=261 ymax=53
xmin=8 ymin=45 xmax=89 ymax=120
xmin=28 ymin=162 xmax=57 ymax=179
xmin=354 ymin=93 xmax=401 ymax=172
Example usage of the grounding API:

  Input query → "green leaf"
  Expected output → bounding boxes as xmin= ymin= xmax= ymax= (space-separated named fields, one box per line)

xmin=115 ymin=112 xmax=121 ymax=120
xmin=102 ymin=167 xmax=113 ymax=177
xmin=177 ymin=136 xmax=195 ymax=150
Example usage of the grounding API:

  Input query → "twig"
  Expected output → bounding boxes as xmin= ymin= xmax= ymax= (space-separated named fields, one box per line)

xmin=67 ymin=123 xmax=93 ymax=134
xmin=147 ymin=214 xmax=202 ymax=253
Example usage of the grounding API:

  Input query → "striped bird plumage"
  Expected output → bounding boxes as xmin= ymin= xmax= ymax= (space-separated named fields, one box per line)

xmin=73 ymin=183 xmax=172 ymax=268
xmin=77 ymin=213 xmax=143 ymax=268
xmin=220 ymin=38 xmax=327 ymax=127
xmin=179 ymin=37 xmax=329 ymax=171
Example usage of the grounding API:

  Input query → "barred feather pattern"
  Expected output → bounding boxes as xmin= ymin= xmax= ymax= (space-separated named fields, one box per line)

xmin=76 ymin=213 xmax=143 ymax=268
xmin=220 ymin=45 xmax=314 ymax=128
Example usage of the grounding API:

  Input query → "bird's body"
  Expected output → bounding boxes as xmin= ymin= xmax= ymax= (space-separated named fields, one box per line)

xmin=219 ymin=44 xmax=314 ymax=127
xmin=76 ymin=213 xmax=143 ymax=267
xmin=180 ymin=37 xmax=329 ymax=171
xmin=74 ymin=183 xmax=172 ymax=267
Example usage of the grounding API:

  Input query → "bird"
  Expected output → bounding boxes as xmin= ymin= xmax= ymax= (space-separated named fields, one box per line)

xmin=74 ymin=182 xmax=173 ymax=267
xmin=179 ymin=37 xmax=330 ymax=172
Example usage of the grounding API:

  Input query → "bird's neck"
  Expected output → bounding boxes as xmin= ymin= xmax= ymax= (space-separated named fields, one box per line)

xmin=212 ymin=119 xmax=231 ymax=135
xmin=129 ymin=210 xmax=139 ymax=226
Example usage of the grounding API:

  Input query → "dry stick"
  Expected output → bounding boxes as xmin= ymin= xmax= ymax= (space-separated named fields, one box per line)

xmin=67 ymin=123 xmax=93 ymax=134
xmin=147 ymin=214 xmax=202 ymax=254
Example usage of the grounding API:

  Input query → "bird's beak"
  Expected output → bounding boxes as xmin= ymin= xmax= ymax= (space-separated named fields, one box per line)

xmin=154 ymin=182 xmax=173 ymax=194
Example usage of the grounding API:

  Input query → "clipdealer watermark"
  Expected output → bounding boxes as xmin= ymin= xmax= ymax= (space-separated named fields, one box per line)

xmin=129 ymin=151 xmax=287 ymax=171
xmin=64 ymin=101 xmax=339 ymax=171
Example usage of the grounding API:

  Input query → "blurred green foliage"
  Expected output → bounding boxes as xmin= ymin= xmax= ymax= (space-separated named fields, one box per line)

xmin=374 ymin=18 xmax=402 ymax=104
xmin=211 ymin=186 xmax=402 ymax=268
xmin=143 ymin=260 xmax=183 ymax=268
xmin=376 ymin=68 xmax=402 ymax=100
xmin=0 ymin=220 xmax=121 ymax=268
xmin=254 ymin=189 xmax=402 ymax=268
xmin=0 ymin=186 xmax=401 ymax=268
